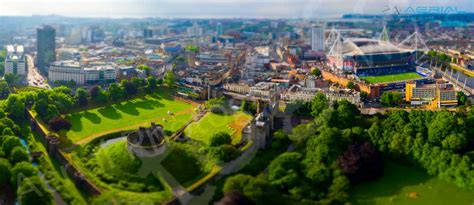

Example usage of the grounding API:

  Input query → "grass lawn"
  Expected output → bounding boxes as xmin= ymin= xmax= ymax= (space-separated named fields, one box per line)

xmin=360 ymin=72 xmax=423 ymax=84
xmin=64 ymin=91 xmax=197 ymax=144
xmin=184 ymin=111 xmax=252 ymax=145
xmin=161 ymin=145 xmax=207 ymax=187
xmin=349 ymin=162 xmax=474 ymax=205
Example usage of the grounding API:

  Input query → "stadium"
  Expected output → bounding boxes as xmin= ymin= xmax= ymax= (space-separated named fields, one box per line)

xmin=326 ymin=33 xmax=430 ymax=85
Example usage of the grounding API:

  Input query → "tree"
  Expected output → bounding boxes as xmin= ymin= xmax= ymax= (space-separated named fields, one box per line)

xmin=4 ymin=73 xmax=16 ymax=85
xmin=136 ymin=64 xmax=151 ymax=75
xmin=48 ymin=91 xmax=74 ymax=112
xmin=0 ymin=158 xmax=12 ymax=185
xmin=288 ymin=123 xmax=317 ymax=147
xmin=89 ymin=86 xmax=107 ymax=104
xmin=209 ymin=132 xmax=232 ymax=147
xmin=337 ymin=142 xmax=384 ymax=183
xmin=206 ymin=97 xmax=228 ymax=114
xmin=10 ymin=147 xmax=29 ymax=165
xmin=2 ymin=136 xmax=22 ymax=157
xmin=380 ymin=92 xmax=402 ymax=107
xmin=240 ymin=100 xmax=257 ymax=115
xmin=335 ymin=100 xmax=360 ymax=129
xmin=268 ymin=152 xmax=302 ymax=190
xmin=48 ymin=116 xmax=72 ymax=132
xmin=271 ymin=130 xmax=290 ymax=149
xmin=311 ymin=68 xmax=321 ymax=77
xmin=121 ymin=80 xmax=138 ymax=96
xmin=17 ymin=176 xmax=53 ymax=205
xmin=164 ymin=71 xmax=176 ymax=87
xmin=186 ymin=45 xmax=199 ymax=53
xmin=75 ymin=88 xmax=88 ymax=106
xmin=457 ymin=91 xmax=469 ymax=106
xmin=53 ymin=86 xmax=72 ymax=95
xmin=146 ymin=76 xmax=157 ymax=91
xmin=11 ymin=162 xmax=37 ymax=187
xmin=131 ymin=77 xmax=146 ymax=88
xmin=304 ymin=126 xmax=349 ymax=183
xmin=216 ymin=190 xmax=254 ymax=205
xmin=5 ymin=94 xmax=25 ymax=121
xmin=210 ymin=145 xmax=240 ymax=162
xmin=0 ymin=81 xmax=10 ymax=99
xmin=347 ymin=81 xmax=355 ymax=89
xmin=311 ymin=92 xmax=328 ymax=117
xmin=108 ymin=83 xmax=124 ymax=101
xmin=223 ymin=174 xmax=270 ymax=203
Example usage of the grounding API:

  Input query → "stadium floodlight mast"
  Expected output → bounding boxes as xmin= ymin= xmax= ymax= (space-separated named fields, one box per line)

xmin=397 ymin=30 xmax=429 ymax=63
xmin=327 ymin=32 xmax=344 ymax=70
xmin=379 ymin=25 xmax=390 ymax=42
xmin=325 ymin=27 xmax=342 ymax=50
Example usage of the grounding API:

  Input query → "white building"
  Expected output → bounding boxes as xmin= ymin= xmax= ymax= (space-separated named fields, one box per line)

xmin=48 ymin=60 xmax=85 ymax=85
xmin=84 ymin=65 xmax=116 ymax=84
xmin=311 ymin=24 xmax=325 ymax=52
xmin=187 ymin=22 xmax=203 ymax=37
xmin=224 ymin=83 xmax=251 ymax=95
xmin=250 ymin=82 xmax=277 ymax=98
xmin=5 ymin=45 xmax=26 ymax=76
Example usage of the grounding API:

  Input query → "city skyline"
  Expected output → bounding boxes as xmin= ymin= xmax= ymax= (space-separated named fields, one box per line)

xmin=0 ymin=0 xmax=473 ymax=19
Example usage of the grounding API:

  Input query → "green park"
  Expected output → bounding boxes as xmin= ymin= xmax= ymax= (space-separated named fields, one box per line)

xmin=184 ymin=111 xmax=252 ymax=145
xmin=63 ymin=91 xmax=197 ymax=145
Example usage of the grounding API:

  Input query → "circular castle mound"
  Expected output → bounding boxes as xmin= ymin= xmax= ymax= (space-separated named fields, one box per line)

xmin=127 ymin=122 xmax=167 ymax=157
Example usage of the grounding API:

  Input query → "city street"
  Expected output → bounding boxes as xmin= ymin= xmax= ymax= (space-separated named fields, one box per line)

xmin=26 ymin=54 xmax=50 ymax=89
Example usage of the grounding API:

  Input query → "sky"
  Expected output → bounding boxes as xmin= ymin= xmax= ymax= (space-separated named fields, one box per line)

xmin=0 ymin=0 xmax=473 ymax=18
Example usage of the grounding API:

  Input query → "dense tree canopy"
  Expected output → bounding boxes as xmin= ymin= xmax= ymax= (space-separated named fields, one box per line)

xmin=11 ymin=162 xmax=37 ymax=187
xmin=380 ymin=92 xmax=402 ymax=107
xmin=17 ymin=176 xmax=53 ymax=205
xmin=337 ymin=142 xmax=384 ymax=183
xmin=311 ymin=92 xmax=328 ymax=117
xmin=0 ymin=158 xmax=12 ymax=185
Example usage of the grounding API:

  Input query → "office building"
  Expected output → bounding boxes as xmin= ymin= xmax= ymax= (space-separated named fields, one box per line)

xmin=144 ymin=28 xmax=153 ymax=38
xmin=84 ymin=65 xmax=117 ymax=84
xmin=48 ymin=60 xmax=85 ymax=85
xmin=311 ymin=24 xmax=325 ymax=52
xmin=4 ymin=45 xmax=26 ymax=76
xmin=187 ymin=22 xmax=203 ymax=37
xmin=36 ymin=25 xmax=56 ymax=72
xmin=82 ymin=26 xmax=105 ymax=44
xmin=216 ymin=23 xmax=223 ymax=37
xmin=405 ymin=81 xmax=457 ymax=108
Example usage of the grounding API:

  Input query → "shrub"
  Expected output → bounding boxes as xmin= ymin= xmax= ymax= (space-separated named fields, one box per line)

xmin=209 ymin=132 xmax=232 ymax=147
xmin=210 ymin=145 xmax=240 ymax=162
xmin=48 ymin=116 xmax=72 ymax=132
xmin=10 ymin=147 xmax=29 ymax=165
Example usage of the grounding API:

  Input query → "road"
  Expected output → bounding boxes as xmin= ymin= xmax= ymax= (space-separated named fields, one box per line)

xmin=26 ymin=54 xmax=50 ymax=89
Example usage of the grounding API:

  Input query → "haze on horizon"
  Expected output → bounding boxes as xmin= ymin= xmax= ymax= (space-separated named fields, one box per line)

xmin=0 ymin=0 xmax=473 ymax=19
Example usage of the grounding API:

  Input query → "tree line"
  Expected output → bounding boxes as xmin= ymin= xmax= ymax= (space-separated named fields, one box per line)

xmin=219 ymin=92 xmax=474 ymax=204
xmin=2 ymin=72 xmax=176 ymax=132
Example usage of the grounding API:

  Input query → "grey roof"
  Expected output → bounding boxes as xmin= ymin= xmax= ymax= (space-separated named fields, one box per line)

xmin=342 ymin=38 xmax=401 ymax=55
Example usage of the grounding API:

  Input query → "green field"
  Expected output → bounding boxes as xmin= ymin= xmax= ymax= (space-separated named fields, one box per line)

xmin=360 ymin=72 xmax=423 ymax=84
xmin=64 ymin=91 xmax=197 ymax=144
xmin=161 ymin=143 xmax=208 ymax=187
xmin=184 ymin=111 xmax=252 ymax=145
xmin=350 ymin=162 xmax=474 ymax=205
